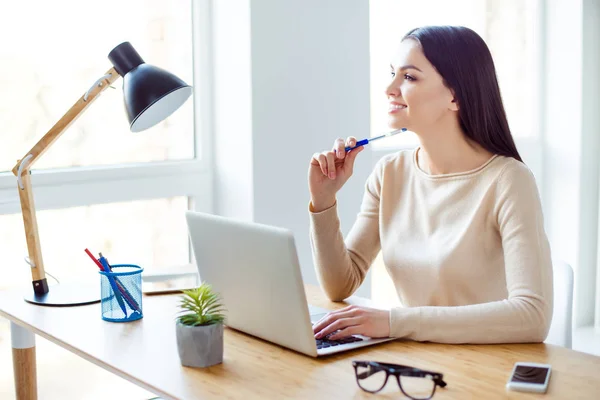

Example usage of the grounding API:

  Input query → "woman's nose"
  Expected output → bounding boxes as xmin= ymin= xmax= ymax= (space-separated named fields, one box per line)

xmin=385 ymin=78 xmax=401 ymax=98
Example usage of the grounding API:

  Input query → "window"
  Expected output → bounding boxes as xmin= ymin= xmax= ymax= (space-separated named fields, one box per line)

xmin=0 ymin=0 xmax=196 ymax=171
xmin=0 ymin=198 xmax=190 ymax=290
xmin=368 ymin=0 xmax=543 ymax=305
xmin=0 ymin=0 xmax=213 ymax=290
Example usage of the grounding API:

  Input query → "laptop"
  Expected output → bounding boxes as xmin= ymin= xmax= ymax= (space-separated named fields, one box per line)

xmin=185 ymin=211 xmax=394 ymax=357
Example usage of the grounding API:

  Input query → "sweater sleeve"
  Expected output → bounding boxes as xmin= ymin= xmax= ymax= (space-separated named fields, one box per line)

xmin=389 ymin=162 xmax=554 ymax=343
xmin=308 ymin=159 xmax=385 ymax=301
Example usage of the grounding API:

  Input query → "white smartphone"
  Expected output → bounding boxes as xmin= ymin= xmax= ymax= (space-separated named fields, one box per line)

xmin=506 ymin=362 xmax=552 ymax=393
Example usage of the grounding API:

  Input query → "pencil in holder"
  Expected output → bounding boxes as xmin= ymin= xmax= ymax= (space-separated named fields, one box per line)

xmin=99 ymin=264 xmax=144 ymax=322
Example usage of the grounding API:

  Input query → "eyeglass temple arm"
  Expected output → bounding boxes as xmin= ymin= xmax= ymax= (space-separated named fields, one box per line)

xmin=416 ymin=369 xmax=445 ymax=383
xmin=409 ymin=369 xmax=447 ymax=387
xmin=356 ymin=366 xmax=386 ymax=379
xmin=356 ymin=362 xmax=447 ymax=388
xmin=395 ymin=369 xmax=448 ymax=388
xmin=434 ymin=377 xmax=447 ymax=388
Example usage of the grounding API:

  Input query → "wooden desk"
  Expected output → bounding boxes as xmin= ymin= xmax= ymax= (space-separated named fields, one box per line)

xmin=1 ymin=285 xmax=599 ymax=400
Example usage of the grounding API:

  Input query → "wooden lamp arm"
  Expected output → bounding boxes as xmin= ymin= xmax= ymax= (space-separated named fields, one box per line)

xmin=12 ymin=67 xmax=119 ymax=175
xmin=12 ymin=67 xmax=120 ymax=295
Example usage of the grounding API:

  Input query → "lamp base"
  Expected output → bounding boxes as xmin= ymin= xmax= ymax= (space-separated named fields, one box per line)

xmin=24 ymin=283 xmax=100 ymax=306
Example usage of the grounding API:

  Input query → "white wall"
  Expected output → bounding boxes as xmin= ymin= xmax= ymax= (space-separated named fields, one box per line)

xmin=543 ymin=0 xmax=600 ymax=328
xmin=581 ymin=0 xmax=600 ymax=330
xmin=542 ymin=0 xmax=583 ymax=322
xmin=211 ymin=0 xmax=254 ymax=221
xmin=211 ymin=0 xmax=373 ymax=296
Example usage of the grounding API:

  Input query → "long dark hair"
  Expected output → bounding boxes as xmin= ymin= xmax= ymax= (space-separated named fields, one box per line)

xmin=403 ymin=26 xmax=523 ymax=162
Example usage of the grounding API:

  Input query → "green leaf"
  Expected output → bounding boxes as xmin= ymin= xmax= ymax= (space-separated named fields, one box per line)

xmin=176 ymin=283 xmax=226 ymax=326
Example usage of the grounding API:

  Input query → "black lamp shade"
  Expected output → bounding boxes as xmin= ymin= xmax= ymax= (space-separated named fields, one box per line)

xmin=108 ymin=42 xmax=193 ymax=132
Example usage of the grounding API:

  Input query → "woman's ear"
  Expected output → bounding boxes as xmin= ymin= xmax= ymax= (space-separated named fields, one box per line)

xmin=449 ymin=91 xmax=459 ymax=111
xmin=450 ymin=98 xmax=459 ymax=111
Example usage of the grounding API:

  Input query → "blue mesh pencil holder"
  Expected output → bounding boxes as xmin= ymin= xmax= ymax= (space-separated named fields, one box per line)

xmin=99 ymin=264 xmax=144 ymax=322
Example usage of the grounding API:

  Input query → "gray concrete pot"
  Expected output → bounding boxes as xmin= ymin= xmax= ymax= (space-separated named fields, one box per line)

xmin=176 ymin=320 xmax=224 ymax=368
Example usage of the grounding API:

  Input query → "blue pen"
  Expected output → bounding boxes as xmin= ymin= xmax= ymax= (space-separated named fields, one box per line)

xmin=344 ymin=128 xmax=407 ymax=152
xmin=101 ymin=253 xmax=141 ymax=314
xmin=99 ymin=254 xmax=128 ymax=317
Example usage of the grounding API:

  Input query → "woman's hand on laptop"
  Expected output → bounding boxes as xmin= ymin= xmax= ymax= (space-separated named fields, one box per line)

xmin=308 ymin=137 xmax=365 ymax=212
xmin=312 ymin=305 xmax=390 ymax=340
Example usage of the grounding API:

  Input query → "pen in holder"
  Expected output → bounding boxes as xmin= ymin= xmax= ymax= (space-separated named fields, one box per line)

xmin=99 ymin=264 xmax=143 ymax=322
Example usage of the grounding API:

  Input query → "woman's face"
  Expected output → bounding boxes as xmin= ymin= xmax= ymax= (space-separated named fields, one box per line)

xmin=386 ymin=39 xmax=458 ymax=132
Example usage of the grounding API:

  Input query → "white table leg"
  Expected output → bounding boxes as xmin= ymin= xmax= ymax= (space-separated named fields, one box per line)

xmin=10 ymin=322 xmax=37 ymax=400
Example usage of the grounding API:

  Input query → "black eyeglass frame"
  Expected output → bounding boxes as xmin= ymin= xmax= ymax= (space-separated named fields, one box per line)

xmin=352 ymin=360 xmax=447 ymax=400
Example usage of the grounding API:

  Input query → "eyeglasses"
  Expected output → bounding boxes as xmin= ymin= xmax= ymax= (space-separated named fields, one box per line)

xmin=352 ymin=361 xmax=447 ymax=400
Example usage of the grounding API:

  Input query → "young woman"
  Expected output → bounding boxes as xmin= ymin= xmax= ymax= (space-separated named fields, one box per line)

xmin=308 ymin=26 xmax=553 ymax=344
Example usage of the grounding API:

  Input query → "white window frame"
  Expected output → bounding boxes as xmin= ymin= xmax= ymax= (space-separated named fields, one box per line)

xmin=0 ymin=1 xmax=214 ymax=220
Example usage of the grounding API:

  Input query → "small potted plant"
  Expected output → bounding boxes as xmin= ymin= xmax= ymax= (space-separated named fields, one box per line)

xmin=175 ymin=283 xmax=226 ymax=368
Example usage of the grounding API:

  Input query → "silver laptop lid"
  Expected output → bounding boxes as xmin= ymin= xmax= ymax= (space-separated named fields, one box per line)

xmin=185 ymin=211 xmax=317 ymax=356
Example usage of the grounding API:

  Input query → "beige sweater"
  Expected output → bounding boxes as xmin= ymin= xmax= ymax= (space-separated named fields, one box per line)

xmin=309 ymin=149 xmax=553 ymax=344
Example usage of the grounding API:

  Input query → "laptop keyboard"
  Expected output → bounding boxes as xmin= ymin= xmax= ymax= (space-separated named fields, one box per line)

xmin=316 ymin=335 xmax=363 ymax=349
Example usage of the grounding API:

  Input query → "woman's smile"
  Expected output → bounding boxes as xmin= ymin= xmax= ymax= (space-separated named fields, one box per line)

xmin=388 ymin=101 xmax=407 ymax=114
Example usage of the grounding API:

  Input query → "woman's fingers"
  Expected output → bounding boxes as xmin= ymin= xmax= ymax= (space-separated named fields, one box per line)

xmin=333 ymin=138 xmax=346 ymax=159
xmin=346 ymin=136 xmax=357 ymax=149
xmin=311 ymin=306 xmax=390 ymax=341
xmin=333 ymin=137 xmax=358 ymax=158
xmin=312 ymin=306 xmax=359 ymax=334
xmin=311 ymin=136 xmax=362 ymax=179
xmin=312 ymin=152 xmax=328 ymax=176
xmin=325 ymin=152 xmax=336 ymax=179
xmin=328 ymin=325 xmax=361 ymax=340
xmin=313 ymin=305 xmax=352 ymax=333
xmin=343 ymin=145 xmax=364 ymax=174
xmin=315 ymin=317 xmax=362 ymax=339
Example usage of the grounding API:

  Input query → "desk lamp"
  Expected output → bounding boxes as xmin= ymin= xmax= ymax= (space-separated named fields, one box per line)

xmin=12 ymin=42 xmax=193 ymax=306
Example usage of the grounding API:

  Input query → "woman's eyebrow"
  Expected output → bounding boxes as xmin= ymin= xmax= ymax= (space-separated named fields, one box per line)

xmin=390 ymin=63 xmax=423 ymax=72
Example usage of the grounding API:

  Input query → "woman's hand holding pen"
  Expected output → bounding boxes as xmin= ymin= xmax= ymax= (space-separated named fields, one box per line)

xmin=308 ymin=136 xmax=364 ymax=212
